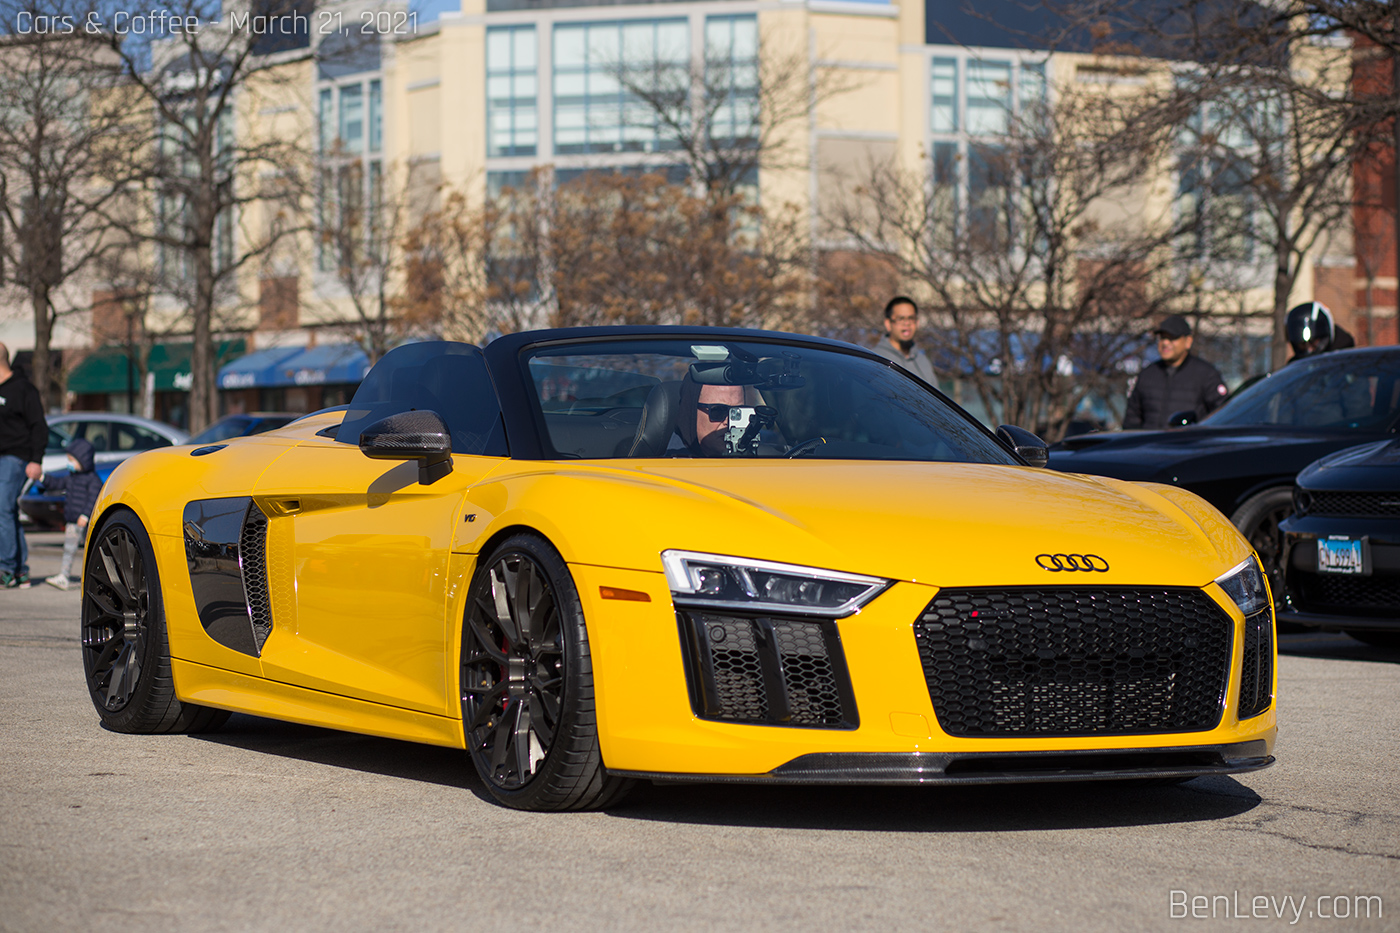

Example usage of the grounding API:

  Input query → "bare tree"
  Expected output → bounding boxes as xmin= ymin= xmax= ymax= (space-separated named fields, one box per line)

xmin=310 ymin=160 xmax=438 ymax=363
xmin=404 ymin=170 xmax=812 ymax=338
xmin=829 ymin=85 xmax=1196 ymax=439
xmin=1055 ymin=0 xmax=1373 ymax=366
xmin=92 ymin=0 xmax=314 ymax=431
xmin=0 ymin=0 xmax=130 ymax=408
xmin=547 ymin=172 xmax=809 ymax=329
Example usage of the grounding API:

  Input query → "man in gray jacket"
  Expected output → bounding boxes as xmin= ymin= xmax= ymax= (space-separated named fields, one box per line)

xmin=871 ymin=296 xmax=937 ymax=384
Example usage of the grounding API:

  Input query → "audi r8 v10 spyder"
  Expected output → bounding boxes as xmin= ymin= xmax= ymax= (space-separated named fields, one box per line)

xmin=1278 ymin=439 xmax=1400 ymax=648
xmin=1048 ymin=346 xmax=1400 ymax=597
xmin=81 ymin=328 xmax=1276 ymax=811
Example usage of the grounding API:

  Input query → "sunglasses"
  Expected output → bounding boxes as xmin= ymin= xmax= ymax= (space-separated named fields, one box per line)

xmin=696 ymin=402 xmax=733 ymax=422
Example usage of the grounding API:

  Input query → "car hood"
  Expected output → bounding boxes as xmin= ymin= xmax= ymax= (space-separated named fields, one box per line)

xmin=479 ymin=460 xmax=1252 ymax=590
xmin=1048 ymin=426 xmax=1364 ymax=480
xmin=1298 ymin=438 xmax=1400 ymax=491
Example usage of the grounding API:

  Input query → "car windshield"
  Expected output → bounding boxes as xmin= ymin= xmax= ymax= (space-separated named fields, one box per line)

xmin=1205 ymin=351 xmax=1400 ymax=430
xmin=522 ymin=338 xmax=1016 ymax=463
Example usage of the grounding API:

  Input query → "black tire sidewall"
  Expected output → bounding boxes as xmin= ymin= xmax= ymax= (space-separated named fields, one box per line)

xmin=82 ymin=510 xmax=169 ymax=732
xmin=461 ymin=532 xmax=597 ymax=809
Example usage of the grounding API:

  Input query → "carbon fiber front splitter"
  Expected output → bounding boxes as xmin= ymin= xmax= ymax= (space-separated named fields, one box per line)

xmin=608 ymin=739 xmax=1274 ymax=786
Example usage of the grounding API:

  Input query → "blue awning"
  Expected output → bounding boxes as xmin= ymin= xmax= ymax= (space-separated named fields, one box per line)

xmin=277 ymin=344 xmax=371 ymax=387
xmin=218 ymin=344 xmax=370 ymax=390
xmin=218 ymin=346 xmax=304 ymax=390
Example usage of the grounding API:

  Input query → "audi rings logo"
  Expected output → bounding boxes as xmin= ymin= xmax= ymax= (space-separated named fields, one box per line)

xmin=1035 ymin=553 xmax=1110 ymax=572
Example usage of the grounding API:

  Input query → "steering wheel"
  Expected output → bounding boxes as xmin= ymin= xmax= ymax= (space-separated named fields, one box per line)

xmin=785 ymin=437 xmax=827 ymax=458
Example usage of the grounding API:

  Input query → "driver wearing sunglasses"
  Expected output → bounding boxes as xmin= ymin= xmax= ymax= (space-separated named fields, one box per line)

xmin=673 ymin=377 xmax=744 ymax=457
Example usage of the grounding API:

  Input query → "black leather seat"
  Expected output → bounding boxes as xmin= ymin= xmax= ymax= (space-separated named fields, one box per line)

xmin=621 ymin=381 xmax=680 ymax=457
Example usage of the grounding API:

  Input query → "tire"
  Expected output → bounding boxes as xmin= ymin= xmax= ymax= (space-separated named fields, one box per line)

xmin=1229 ymin=487 xmax=1294 ymax=599
xmin=1347 ymin=630 xmax=1400 ymax=650
xmin=459 ymin=532 xmax=633 ymax=811
xmin=81 ymin=510 xmax=230 ymax=734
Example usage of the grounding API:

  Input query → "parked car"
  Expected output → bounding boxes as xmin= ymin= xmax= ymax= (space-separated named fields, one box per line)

xmin=81 ymin=330 xmax=1275 ymax=811
xmin=22 ymin=414 xmax=189 ymax=528
xmin=1278 ymin=439 xmax=1400 ymax=648
xmin=1049 ymin=346 xmax=1400 ymax=594
xmin=187 ymin=413 xmax=302 ymax=446
xmin=40 ymin=413 xmax=188 ymax=475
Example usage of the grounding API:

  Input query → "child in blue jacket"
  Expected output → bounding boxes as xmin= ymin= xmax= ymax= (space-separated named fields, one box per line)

xmin=39 ymin=438 xmax=102 ymax=590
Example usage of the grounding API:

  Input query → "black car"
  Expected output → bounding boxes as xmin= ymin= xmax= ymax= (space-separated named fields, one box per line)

xmin=1278 ymin=440 xmax=1400 ymax=647
xmin=1049 ymin=346 xmax=1400 ymax=591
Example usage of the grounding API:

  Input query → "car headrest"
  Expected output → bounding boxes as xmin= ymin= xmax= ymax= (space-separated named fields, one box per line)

xmin=627 ymin=381 xmax=681 ymax=457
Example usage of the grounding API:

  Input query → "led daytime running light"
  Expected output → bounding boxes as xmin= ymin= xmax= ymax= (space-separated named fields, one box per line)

xmin=661 ymin=550 xmax=890 ymax=618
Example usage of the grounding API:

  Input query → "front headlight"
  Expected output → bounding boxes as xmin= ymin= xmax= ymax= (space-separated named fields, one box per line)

xmin=661 ymin=550 xmax=890 ymax=617
xmin=1215 ymin=556 xmax=1270 ymax=617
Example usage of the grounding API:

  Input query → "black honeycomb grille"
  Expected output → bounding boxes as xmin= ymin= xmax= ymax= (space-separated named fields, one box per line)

xmin=239 ymin=507 xmax=272 ymax=652
xmin=1237 ymin=609 xmax=1274 ymax=720
xmin=678 ymin=612 xmax=857 ymax=729
xmin=1298 ymin=572 xmax=1400 ymax=612
xmin=1308 ymin=491 xmax=1400 ymax=517
xmin=914 ymin=587 xmax=1232 ymax=737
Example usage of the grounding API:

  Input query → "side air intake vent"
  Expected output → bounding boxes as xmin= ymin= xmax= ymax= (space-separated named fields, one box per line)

xmin=678 ymin=612 xmax=857 ymax=729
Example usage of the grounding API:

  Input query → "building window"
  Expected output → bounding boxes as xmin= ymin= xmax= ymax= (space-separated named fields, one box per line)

xmin=553 ymin=19 xmax=689 ymax=155
xmin=927 ymin=51 xmax=1048 ymax=243
xmin=487 ymin=25 xmax=538 ymax=157
xmin=339 ymin=83 xmax=364 ymax=153
xmin=1174 ymin=90 xmax=1273 ymax=266
xmin=705 ymin=14 xmax=758 ymax=148
xmin=369 ymin=79 xmax=382 ymax=152
xmin=318 ymin=77 xmax=385 ymax=272
xmin=965 ymin=60 xmax=1011 ymax=136
xmin=931 ymin=57 xmax=957 ymax=132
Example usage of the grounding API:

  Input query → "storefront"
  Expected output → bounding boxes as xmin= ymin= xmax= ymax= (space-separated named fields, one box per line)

xmin=217 ymin=343 xmax=370 ymax=415
xmin=66 ymin=341 xmax=246 ymax=429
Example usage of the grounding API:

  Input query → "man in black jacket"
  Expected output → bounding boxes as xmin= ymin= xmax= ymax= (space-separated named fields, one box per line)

xmin=1123 ymin=315 xmax=1229 ymax=430
xmin=0 ymin=343 xmax=48 ymax=588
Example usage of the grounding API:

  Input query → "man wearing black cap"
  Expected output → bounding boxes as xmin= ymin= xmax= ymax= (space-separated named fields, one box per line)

xmin=1123 ymin=314 xmax=1229 ymax=430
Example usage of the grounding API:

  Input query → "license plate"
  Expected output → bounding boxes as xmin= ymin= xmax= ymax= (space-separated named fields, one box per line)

xmin=1317 ymin=536 xmax=1368 ymax=575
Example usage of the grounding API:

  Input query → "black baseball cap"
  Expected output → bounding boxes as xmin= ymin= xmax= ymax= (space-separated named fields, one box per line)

xmin=1152 ymin=314 xmax=1192 ymax=339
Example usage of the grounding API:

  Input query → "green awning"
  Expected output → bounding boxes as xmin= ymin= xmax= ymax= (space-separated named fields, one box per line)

xmin=66 ymin=340 xmax=246 ymax=394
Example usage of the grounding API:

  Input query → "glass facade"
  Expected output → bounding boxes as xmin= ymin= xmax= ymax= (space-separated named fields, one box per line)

xmin=487 ymin=25 xmax=538 ymax=157
xmin=705 ymin=14 xmax=758 ymax=147
xmin=553 ymin=18 xmax=688 ymax=155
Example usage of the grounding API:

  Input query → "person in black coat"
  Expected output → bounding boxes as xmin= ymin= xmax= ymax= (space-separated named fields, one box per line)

xmin=38 ymin=438 xmax=102 ymax=590
xmin=1124 ymin=314 xmax=1230 ymax=430
xmin=0 ymin=343 xmax=47 ymax=588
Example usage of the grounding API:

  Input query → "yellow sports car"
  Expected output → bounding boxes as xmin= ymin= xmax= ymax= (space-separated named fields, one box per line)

xmin=82 ymin=328 xmax=1276 ymax=810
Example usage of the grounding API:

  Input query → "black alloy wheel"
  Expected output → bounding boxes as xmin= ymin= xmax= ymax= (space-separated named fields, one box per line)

xmin=460 ymin=533 xmax=631 ymax=810
xmin=80 ymin=511 xmax=229 ymax=734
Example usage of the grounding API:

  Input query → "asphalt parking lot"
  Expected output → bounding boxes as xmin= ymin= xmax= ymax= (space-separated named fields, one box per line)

xmin=1 ymin=531 xmax=1398 ymax=932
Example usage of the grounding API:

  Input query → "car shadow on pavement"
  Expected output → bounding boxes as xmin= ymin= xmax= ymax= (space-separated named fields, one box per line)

xmin=1278 ymin=632 xmax=1400 ymax=664
xmin=191 ymin=714 xmax=1262 ymax=828
xmin=191 ymin=714 xmax=484 ymax=792
xmin=607 ymin=775 xmax=1263 ymax=832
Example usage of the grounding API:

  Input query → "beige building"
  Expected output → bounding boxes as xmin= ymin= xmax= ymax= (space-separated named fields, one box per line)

xmin=6 ymin=0 xmax=1354 ymax=421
